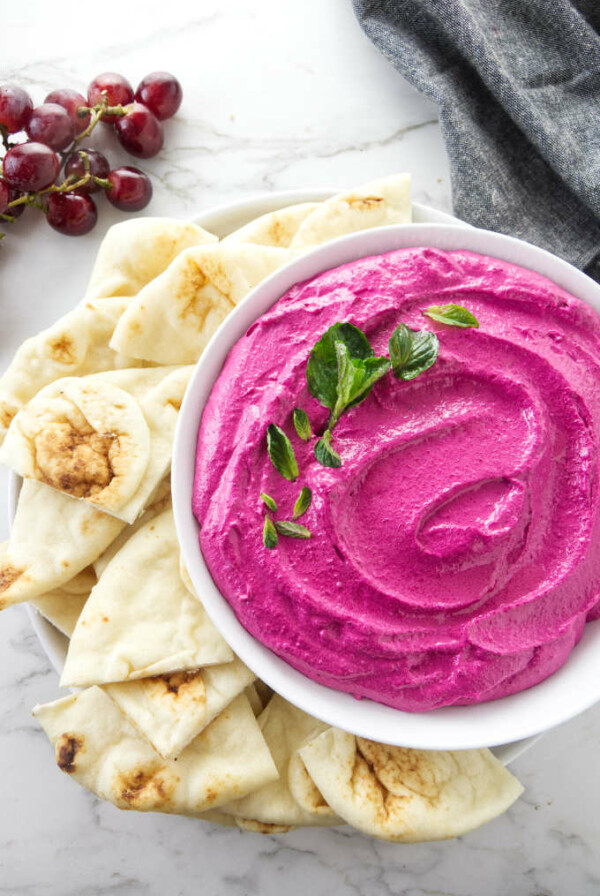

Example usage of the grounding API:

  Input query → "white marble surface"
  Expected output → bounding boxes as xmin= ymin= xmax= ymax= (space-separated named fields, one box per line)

xmin=1 ymin=1 xmax=600 ymax=894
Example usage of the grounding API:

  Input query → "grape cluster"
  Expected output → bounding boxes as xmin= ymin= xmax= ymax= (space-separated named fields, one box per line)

xmin=0 ymin=71 xmax=182 ymax=238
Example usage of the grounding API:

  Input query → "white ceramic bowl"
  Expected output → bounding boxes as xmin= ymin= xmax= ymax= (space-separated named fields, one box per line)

xmin=174 ymin=221 xmax=600 ymax=751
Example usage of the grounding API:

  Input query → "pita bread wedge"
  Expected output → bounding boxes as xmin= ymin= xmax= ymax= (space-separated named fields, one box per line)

xmin=235 ymin=819 xmax=293 ymax=834
xmin=84 ymin=217 xmax=217 ymax=301
xmin=93 ymin=477 xmax=171 ymax=578
xmin=0 ymin=481 xmax=125 ymax=610
xmin=1 ymin=377 xmax=151 ymax=518
xmin=33 ymin=688 xmax=279 ymax=814
xmin=109 ymin=243 xmax=289 ymax=365
xmin=58 ymin=565 xmax=97 ymax=595
xmin=199 ymin=809 xmax=238 ymax=828
xmin=106 ymin=657 xmax=256 ymax=760
xmin=223 ymin=202 xmax=319 ymax=248
xmin=288 ymin=752 xmax=339 ymax=822
xmin=31 ymin=565 xmax=96 ymax=636
xmin=1 ymin=367 xmax=191 ymax=524
xmin=245 ymin=684 xmax=263 ymax=717
xmin=290 ymin=173 xmax=411 ymax=249
xmin=222 ymin=695 xmax=340 ymax=827
xmin=0 ymin=297 xmax=145 ymax=446
xmin=299 ymin=730 xmax=524 ymax=843
xmin=32 ymin=589 xmax=90 ymax=638
xmin=61 ymin=509 xmax=233 ymax=687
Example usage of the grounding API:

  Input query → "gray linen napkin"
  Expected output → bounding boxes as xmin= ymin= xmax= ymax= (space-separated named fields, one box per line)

xmin=353 ymin=0 xmax=600 ymax=280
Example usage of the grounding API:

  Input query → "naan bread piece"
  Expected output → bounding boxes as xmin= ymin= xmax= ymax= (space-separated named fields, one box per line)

xmin=84 ymin=218 xmax=217 ymax=300
xmin=0 ymin=481 xmax=125 ymax=610
xmin=33 ymin=688 xmax=279 ymax=814
xmin=223 ymin=695 xmax=340 ymax=828
xmin=223 ymin=202 xmax=319 ymax=248
xmin=290 ymin=173 xmax=412 ymax=249
xmin=0 ymin=297 xmax=143 ymax=446
xmin=106 ymin=657 xmax=256 ymax=760
xmin=1 ymin=378 xmax=151 ymax=520
xmin=299 ymin=730 xmax=524 ymax=843
xmin=1 ymin=367 xmax=190 ymax=524
xmin=110 ymin=243 xmax=289 ymax=365
xmin=93 ymin=477 xmax=171 ymax=578
xmin=61 ymin=509 xmax=233 ymax=687
xmin=32 ymin=589 xmax=89 ymax=638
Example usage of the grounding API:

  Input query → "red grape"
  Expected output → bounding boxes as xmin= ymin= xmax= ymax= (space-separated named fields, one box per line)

xmin=0 ymin=179 xmax=9 ymax=215
xmin=46 ymin=192 xmax=97 ymax=236
xmin=64 ymin=150 xmax=110 ymax=194
xmin=26 ymin=103 xmax=74 ymax=151
xmin=3 ymin=143 xmax=61 ymax=192
xmin=0 ymin=85 xmax=33 ymax=133
xmin=45 ymin=88 xmax=90 ymax=135
xmin=105 ymin=166 xmax=152 ymax=211
xmin=135 ymin=72 xmax=182 ymax=120
xmin=114 ymin=103 xmax=163 ymax=158
xmin=87 ymin=73 xmax=134 ymax=123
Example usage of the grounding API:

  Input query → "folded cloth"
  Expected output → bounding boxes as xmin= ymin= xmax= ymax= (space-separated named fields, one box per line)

xmin=353 ymin=0 xmax=600 ymax=280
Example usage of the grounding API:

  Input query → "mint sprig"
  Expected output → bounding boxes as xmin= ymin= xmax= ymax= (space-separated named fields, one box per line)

xmin=422 ymin=304 xmax=479 ymax=328
xmin=293 ymin=408 xmax=312 ymax=441
xmin=263 ymin=516 xmax=278 ymax=549
xmin=275 ymin=520 xmax=312 ymax=539
xmin=293 ymin=486 xmax=312 ymax=520
xmin=267 ymin=424 xmax=298 ymax=482
xmin=388 ymin=324 xmax=439 ymax=381
xmin=314 ymin=429 xmax=342 ymax=468
xmin=306 ymin=322 xmax=374 ymax=412
xmin=260 ymin=492 xmax=278 ymax=512
xmin=329 ymin=341 xmax=391 ymax=428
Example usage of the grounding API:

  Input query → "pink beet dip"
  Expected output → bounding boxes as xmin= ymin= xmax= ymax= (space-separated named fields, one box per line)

xmin=193 ymin=247 xmax=600 ymax=711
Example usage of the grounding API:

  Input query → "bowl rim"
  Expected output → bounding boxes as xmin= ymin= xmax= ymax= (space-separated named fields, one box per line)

xmin=174 ymin=220 xmax=600 ymax=751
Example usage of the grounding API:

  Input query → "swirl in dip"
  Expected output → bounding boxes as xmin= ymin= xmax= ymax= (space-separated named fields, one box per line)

xmin=193 ymin=247 xmax=600 ymax=711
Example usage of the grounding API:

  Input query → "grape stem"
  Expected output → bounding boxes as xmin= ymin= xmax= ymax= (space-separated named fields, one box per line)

xmin=4 ymin=169 xmax=100 ymax=213
xmin=0 ymin=124 xmax=11 ymax=153
xmin=64 ymin=94 xmax=129 ymax=156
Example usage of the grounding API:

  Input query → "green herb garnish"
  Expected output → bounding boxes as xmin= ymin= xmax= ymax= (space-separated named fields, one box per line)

xmin=329 ymin=340 xmax=391 ymax=428
xmin=263 ymin=515 xmax=278 ymax=549
xmin=266 ymin=423 xmax=298 ymax=481
xmin=422 ymin=304 xmax=479 ymax=328
xmin=274 ymin=520 xmax=312 ymax=539
xmin=388 ymin=324 xmax=439 ymax=381
xmin=306 ymin=322 xmax=374 ymax=412
xmin=260 ymin=492 xmax=278 ymax=512
xmin=314 ymin=429 xmax=342 ymax=468
xmin=293 ymin=486 xmax=312 ymax=520
xmin=293 ymin=408 xmax=312 ymax=441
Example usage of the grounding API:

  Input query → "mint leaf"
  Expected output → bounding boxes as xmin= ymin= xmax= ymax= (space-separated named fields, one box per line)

xmin=307 ymin=323 xmax=374 ymax=411
xmin=389 ymin=324 xmax=439 ymax=381
xmin=422 ymin=304 xmax=479 ymax=328
xmin=293 ymin=408 xmax=312 ymax=442
xmin=263 ymin=515 xmax=278 ymax=549
xmin=314 ymin=429 xmax=342 ymax=468
xmin=260 ymin=492 xmax=278 ymax=512
xmin=293 ymin=486 xmax=312 ymax=520
xmin=274 ymin=520 xmax=312 ymax=539
xmin=330 ymin=341 xmax=390 ymax=427
xmin=267 ymin=424 xmax=298 ymax=481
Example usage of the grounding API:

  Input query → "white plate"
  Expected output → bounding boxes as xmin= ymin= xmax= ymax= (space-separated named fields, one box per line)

xmin=10 ymin=189 xmax=537 ymax=765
